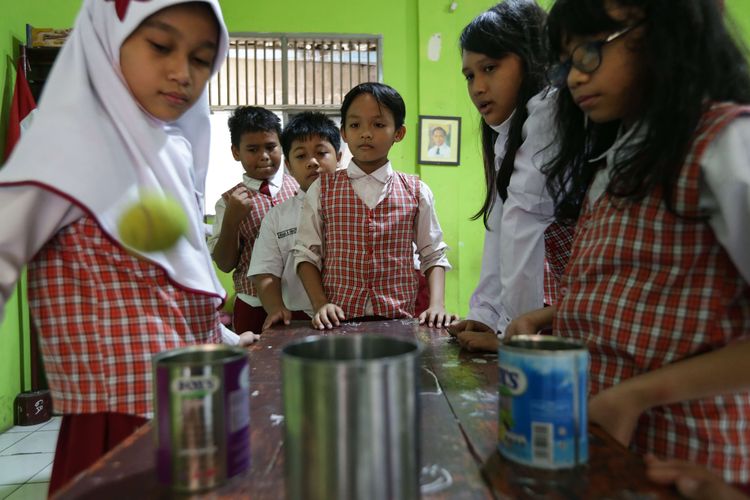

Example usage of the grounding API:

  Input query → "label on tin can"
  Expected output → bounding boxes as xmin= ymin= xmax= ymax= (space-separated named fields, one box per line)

xmin=154 ymin=345 xmax=250 ymax=492
xmin=497 ymin=336 xmax=589 ymax=469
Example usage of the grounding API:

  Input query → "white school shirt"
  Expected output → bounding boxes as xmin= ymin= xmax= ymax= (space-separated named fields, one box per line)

xmin=467 ymin=90 xmax=559 ymax=332
xmin=207 ymin=165 xmax=286 ymax=307
xmin=0 ymin=186 xmax=241 ymax=345
xmin=465 ymin=115 xmax=511 ymax=332
xmin=587 ymin=117 xmax=750 ymax=284
xmin=248 ymin=191 xmax=313 ymax=317
xmin=427 ymin=144 xmax=452 ymax=159
xmin=498 ymin=90 xmax=560 ymax=325
xmin=294 ymin=160 xmax=451 ymax=315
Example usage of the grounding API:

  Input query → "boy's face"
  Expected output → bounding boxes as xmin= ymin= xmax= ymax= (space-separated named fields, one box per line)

xmin=285 ymin=136 xmax=341 ymax=192
xmin=120 ymin=3 xmax=218 ymax=122
xmin=432 ymin=129 xmax=446 ymax=146
xmin=232 ymin=131 xmax=282 ymax=180
xmin=341 ymin=93 xmax=405 ymax=173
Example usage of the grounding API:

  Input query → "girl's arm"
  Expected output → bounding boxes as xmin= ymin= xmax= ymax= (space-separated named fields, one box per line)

xmin=0 ymin=186 xmax=83 ymax=318
xmin=458 ymin=199 xmax=504 ymax=333
xmin=590 ymin=339 xmax=750 ymax=446
xmin=504 ymin=306 xmax=555 ymax=338
xmin=499 ymin=90 xmax=560 ymax=321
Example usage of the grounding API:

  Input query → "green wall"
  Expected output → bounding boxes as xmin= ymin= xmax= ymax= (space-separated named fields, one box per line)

xmin=2 ymin=0 xmax=750 ymax=430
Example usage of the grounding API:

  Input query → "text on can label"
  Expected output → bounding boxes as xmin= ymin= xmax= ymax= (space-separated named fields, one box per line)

xmin=498 ymin=364 xmax=527 ymax=396
xmin=172 ymin=375 xmax=220 ymax=396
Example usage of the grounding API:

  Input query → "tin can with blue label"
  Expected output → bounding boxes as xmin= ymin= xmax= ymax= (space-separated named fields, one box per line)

xmin=153 ymin=344 xmax=250 ymax=492
xmin=497 ymin=335 xmax=589 ymax=469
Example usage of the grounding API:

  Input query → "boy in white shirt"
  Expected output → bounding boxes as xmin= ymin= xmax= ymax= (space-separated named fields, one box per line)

xmin=249 ymin=112 xmax=341 ymax=331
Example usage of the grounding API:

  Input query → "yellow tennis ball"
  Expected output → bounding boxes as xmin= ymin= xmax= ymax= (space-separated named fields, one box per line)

xmin=118 ymin=193 xmax=188 ymax=252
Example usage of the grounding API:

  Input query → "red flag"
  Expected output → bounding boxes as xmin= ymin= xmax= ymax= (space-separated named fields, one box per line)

xmin=3 ymin=58 xmax=37 ymax=162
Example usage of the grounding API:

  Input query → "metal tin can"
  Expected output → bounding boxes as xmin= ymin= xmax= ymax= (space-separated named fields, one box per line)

xmin=153 ymin=344 xmax=250 ymax=492
xmin=497 ymin=335 xmax=589 ymax=469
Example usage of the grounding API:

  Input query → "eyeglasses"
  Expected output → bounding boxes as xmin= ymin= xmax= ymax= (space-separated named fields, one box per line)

xmin=547 ymin=22 xmax=642 ymax=88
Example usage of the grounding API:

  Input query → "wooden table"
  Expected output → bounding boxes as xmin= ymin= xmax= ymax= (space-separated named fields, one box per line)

xmin=54 ymin=320 xmax=677 ymax=499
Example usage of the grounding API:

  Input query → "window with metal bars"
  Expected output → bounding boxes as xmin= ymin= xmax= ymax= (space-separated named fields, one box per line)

xmin=208 ymin=34 xmax=382 ymax=110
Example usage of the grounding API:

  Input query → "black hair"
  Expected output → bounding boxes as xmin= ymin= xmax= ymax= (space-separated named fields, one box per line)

xmin=227 ymin=106 xmax=282 ymax=147
xmin=431 ymin=126 xmax=448 ymax=136
xmin=280 ymin=112 xmax=342 ymax=158
xmin=340 ymin=82 xmax=406 ymax=129
xmin=544 ymin=0 xmax=750 ymax=223
xmin=460 ymin=0 xmax=548 ymax=229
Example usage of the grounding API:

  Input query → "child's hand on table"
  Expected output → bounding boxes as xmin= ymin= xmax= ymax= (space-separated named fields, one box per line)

xmin=312 ymin=303 xmax=345 ymax=330
xmin=418 ymin=307 xmax=459 ymax=328
xmin=645 ymin=455 xmax=749 ymax=500
xmin=237 ymin=330 xmax=261 ymax=346
xmin=262 ymin=306 xmax=292 ymax=331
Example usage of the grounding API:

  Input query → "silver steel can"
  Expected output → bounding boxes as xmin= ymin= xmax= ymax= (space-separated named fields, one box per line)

xmin=498 ymin=335 xmax=589 ymax=469
xmin=153 ymin=344 xmax=250 ymax=492
xmin=282 ymin=334 xmax=422 ymax=500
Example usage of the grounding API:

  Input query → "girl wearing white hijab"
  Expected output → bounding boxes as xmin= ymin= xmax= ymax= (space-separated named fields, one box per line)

xmin=0 ymin=0 xmax=238 ymax=492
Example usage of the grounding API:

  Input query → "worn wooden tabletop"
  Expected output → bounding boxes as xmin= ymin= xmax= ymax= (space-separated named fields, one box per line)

xmin=54 ymin=320 xmax=677 ymax=499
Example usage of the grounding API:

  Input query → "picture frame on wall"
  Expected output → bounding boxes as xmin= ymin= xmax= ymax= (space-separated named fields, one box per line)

xmin=417 ymin=115 xmax=461 ymax=166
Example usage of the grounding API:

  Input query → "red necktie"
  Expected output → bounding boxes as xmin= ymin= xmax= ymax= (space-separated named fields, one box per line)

xmin=259 ymin=180 xmax=271 ymax=197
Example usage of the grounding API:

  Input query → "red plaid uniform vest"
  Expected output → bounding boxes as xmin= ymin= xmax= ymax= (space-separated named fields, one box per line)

xmin=542 ymin=221 xmax=574 ymax=305
xmin=320 ymin=170 xmax=420 ymax=318
xmin=225 ymin=174 xmax=298 ymax=296
xmin=27 ymin=216 xmax=222 ymax=418
xmin=554 ymin=103 xmax=750 ymax=482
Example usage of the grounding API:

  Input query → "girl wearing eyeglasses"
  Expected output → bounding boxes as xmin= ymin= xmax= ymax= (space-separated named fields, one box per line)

xmin=507 ymin=0 xmax=750 ymax=488
xmin=448 ymin=0 xmax=574 ymax=352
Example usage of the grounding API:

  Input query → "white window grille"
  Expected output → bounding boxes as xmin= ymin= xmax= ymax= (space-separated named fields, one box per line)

xmin=208 ymin=34 xmax=382 ymax=110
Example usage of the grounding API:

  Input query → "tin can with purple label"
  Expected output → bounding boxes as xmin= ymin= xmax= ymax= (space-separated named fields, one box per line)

xmin=153 ymin=344 xmax=250 ymax=492
xmin=498 ymin=335 xmax=589 ymax=469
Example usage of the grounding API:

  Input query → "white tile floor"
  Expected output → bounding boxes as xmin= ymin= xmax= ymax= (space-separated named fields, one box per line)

xmin=0 ymin=417 xmax=60 ymax=500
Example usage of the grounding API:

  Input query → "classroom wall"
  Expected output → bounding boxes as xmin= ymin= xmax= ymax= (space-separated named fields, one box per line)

xmin=1 ymin=0 xmax=750 ymax=431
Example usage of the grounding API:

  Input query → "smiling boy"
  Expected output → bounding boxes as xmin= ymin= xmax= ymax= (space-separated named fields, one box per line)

xmin=208 ymin=106 xmax=298 ymax=334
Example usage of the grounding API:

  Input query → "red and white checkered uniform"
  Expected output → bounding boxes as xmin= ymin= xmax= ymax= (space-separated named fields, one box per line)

xmin=224 ymin=174 xmax=298 ymax=296
xmin=27 ymin=216 xmax=223 ymax=418
xmin=543 ymin=221 xmax=574 ymax=305
xmin=554 ymin=103 xmax=750 ymax=483
xmin=320 ymin=170 xmax=420 ymax=319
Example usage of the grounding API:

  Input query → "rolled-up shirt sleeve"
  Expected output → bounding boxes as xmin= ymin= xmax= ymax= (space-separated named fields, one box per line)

xmin=293 ymin=179 xmax=325 ymax=271
xmin=413 ymin=180 xmax=451 ymax=272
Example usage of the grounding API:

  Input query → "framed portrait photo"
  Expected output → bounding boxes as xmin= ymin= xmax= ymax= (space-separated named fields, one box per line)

xmin=417 ymin=115 xmax=461 ymax=166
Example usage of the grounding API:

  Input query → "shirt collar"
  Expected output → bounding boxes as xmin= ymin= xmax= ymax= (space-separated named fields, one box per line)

xmin=243 ymin=164 xmax=285 ymax=189
xmin=347 ymin=160 xmax=393 ymax=183
xmin=490 ymin=109 xmax=515 ymax=162
xmin=589 ymin=121 xmax=648 ymax=166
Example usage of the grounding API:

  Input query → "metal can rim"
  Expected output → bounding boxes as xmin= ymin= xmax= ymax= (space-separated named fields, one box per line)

xmin=152 ymin=344 xmax=247 ymax=367
xmin=500 ymin=335 xmax=587 ymax=355
xmin=281 ymin=333 xmax=423 ymax=365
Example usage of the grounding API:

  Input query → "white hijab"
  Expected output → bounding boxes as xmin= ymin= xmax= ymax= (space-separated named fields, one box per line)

xmin=0 ymin=0 xmax=229 ymax=298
